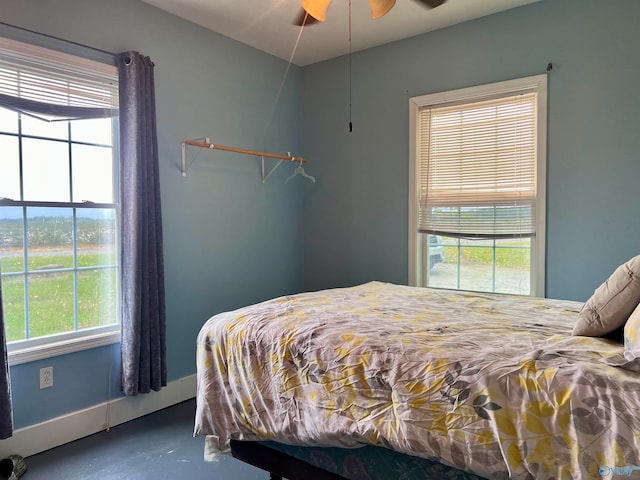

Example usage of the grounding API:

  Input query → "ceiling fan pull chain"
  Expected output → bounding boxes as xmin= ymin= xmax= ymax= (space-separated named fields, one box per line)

xmin=348 ymin=0 xmax=353 ymax=133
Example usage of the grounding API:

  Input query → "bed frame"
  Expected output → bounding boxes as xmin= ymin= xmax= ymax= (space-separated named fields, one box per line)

xmin=230 ymin=440 xmax=345 ymax=480
xmin=229 ymin=440 xmax=484 ymax=480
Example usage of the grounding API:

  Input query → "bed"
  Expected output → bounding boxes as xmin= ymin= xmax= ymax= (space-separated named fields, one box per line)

xmin=194 ymin=280 xmax=640 ymax=479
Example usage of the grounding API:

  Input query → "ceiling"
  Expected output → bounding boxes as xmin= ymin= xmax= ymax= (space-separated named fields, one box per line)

xmin=141 ymin=0 xmax=540 ymax=66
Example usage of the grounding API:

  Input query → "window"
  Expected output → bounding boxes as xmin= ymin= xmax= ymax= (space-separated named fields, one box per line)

xmin=409 ymin=75 xmax=547 ymax=296
xmin=0 ymin=35 xmax=120 ymax=363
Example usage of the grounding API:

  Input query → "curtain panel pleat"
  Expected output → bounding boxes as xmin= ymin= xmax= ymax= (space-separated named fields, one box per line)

xmin=118 ymin=51 xmax=167 ymax=396
xmin=0 ymin=265 xmax=12 ymax=439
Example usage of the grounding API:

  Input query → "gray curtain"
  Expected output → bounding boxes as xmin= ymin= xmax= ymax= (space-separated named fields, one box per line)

xmin=0 ymin=267 xmax=12 ymax=439
xmin=118 ymin=51 xmax=167 ymax=396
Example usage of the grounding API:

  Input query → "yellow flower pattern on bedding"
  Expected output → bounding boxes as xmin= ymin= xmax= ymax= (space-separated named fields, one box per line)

xmin=194 ymin=282 xmax=640 ymax=479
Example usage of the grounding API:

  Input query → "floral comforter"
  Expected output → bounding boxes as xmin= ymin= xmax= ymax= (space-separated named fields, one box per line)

xmin=194 ymin=282 xmax=640 ymax=479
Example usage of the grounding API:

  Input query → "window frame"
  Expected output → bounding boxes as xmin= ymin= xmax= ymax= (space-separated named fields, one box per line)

xmin=408 ymin=75 xmax=547 ymax=296
xmin=0 ymin=28 xmax=121 ymax=365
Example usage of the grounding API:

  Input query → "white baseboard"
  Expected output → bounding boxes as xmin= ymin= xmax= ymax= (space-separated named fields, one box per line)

xmin=0 ymin=374 xmax=197 ymax=459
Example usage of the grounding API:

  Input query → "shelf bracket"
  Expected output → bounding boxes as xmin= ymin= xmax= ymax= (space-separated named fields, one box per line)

xmin=261 ymin=157 xmax=284 ymax=184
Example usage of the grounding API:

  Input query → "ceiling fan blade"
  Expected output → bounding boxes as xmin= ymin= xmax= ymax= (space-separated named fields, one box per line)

xmin=368 ymin=0 xmax=396 ymax=19
xmin=294 ymin=0 xmax=445 ymax=26
xmin=301 ymin=0 xmax=331 ymax=22
xmin=415 ymin=0 xmax=447 ymax=8
xmin=293 ymin=8 xmax=320 ymax=26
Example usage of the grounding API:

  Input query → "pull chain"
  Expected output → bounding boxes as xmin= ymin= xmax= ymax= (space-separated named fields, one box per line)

xmin=348 ymin=0 xmax=353 ymax=133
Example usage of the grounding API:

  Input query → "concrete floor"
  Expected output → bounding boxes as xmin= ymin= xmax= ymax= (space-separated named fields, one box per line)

xmin=22 ymin=399 xmax=267 ymax=480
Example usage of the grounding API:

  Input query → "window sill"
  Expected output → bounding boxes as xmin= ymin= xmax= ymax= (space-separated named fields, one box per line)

xmin=7 ymin=329 xmax=120 ymax=366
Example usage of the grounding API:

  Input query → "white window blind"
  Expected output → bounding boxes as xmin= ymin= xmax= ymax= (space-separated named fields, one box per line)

xmin=418 ymin=91 xmax=537 ymax=239
xmin=0 ymin=36 xmax=118 ymax=121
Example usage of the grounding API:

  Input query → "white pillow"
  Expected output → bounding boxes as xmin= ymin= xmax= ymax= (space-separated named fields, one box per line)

xmin=624 ymin=302 xmax=640 ymax=361
xmin=573 ymin=255 xmax=640 ymax=336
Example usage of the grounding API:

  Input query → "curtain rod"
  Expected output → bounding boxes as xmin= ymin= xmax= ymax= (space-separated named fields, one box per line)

xmin=0 ymin=22 xmax=116 ymax=63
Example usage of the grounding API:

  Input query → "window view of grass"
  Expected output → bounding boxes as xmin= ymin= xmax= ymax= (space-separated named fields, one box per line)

xmin=0 ymin=213 xmax=118 ymax=343
xmin=442 ymin=240 xmax=530 ymax=269
xmin=428 ymin=236 xmax=531 ymax=295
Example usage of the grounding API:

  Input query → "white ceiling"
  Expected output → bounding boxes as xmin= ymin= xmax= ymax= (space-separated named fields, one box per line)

xmin=141 ymin=0 xmax=540 ymax=66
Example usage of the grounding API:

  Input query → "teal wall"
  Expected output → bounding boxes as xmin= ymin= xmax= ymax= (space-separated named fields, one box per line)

xmin=3 ymin=0 xmax=640 ymax=431
xmin=301 ymin=0 xmax=640 ymax=302
xmin=2 ymin=0 xmax=304 ymax=428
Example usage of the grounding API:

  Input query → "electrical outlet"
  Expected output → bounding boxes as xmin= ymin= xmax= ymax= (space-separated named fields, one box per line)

xmin=40 ymin=366 xmax=53 ymax=389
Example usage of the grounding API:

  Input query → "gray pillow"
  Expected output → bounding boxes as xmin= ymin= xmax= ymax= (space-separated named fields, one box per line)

xmin=573 ymin=255 xmax=640 ymax=336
